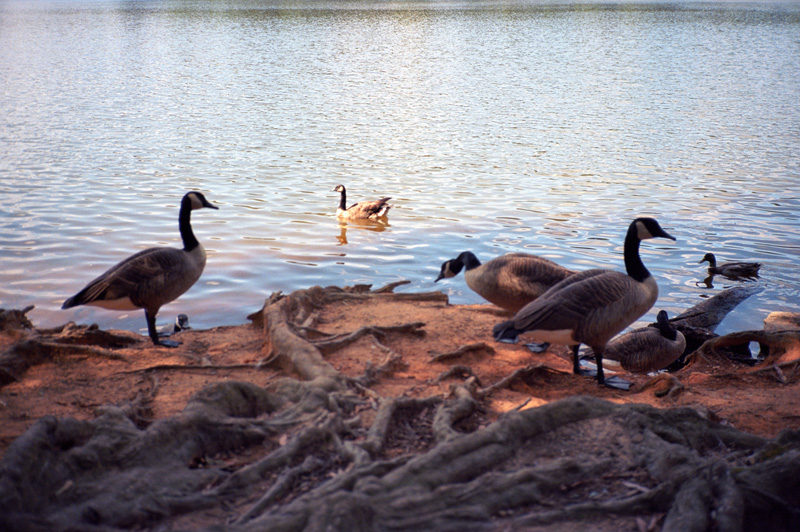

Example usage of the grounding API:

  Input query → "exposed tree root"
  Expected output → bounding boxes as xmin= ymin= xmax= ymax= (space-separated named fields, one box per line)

xmin=429 ymin=342 xmax=495 ymax=363
xmin=434 ymin=364 xmax=482 ymax=385
xmin=118 ymin=363 xmax=266 ymax=375
xmin=0 ymin=323 xmax=135 ymax=387
xmin=0 ymin=306 xmax=34 ymax=332
xmin=354 ymin=337 xmax=409 ymax=388
xmin=641 ymin=373 xmax=685 ymax=399
xmin=311 ymin=322 xmax=425 ymax=355
xmin=2 ymin=285 xmax=799 ymax=532
xmin=687 ymin=329 xmax=800 ymax=383
xmin=477 ymin=363 xmax=568 ymax=398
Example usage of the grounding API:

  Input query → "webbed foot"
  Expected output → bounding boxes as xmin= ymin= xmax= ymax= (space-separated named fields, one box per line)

xmin=600 ymin=375 xmax=633 ymax=390
xmin=524 ymin=342 xmax=550 ymax=353
xmin=157 ymin=339 xmax=181 ymax=348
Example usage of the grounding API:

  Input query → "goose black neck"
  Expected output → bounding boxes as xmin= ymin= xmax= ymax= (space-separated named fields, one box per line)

xmin=179 ymin=197 xmax=199 ymax=252
xmin=459 ymin=251 xmax=482 ymax=271
xmin=338 ymin=189 xmax=347 ymax=211
xmin=657 ymin=319 xmax=678 ymax=341
xmin=623 ymin=224 xmax=650 ymax=283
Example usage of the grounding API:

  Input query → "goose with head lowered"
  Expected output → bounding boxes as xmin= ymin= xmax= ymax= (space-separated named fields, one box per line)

xmin=698 ymin=252 xmax=760 ymax=279
xmin=435 ymin=251 xmax=575 ymax=313
xmin=332 ymin=184 xmax=391 ymax=221
xmin=588 ymin=309 xmax=686 ymax=374
xmin=62 ymin=191 xmax=218 ymax=347
xmin=493 ymin=217 xmax=676 ymax=389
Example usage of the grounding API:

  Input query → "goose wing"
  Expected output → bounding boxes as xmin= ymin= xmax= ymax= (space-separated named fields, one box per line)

xmin=63 ymin=247 xmax=192 ymax=309
xmin=476 ymin=255 xmax=574 ymax=311
xmin=346 ymin=198 xmax=392 ymax=218
xmin=603 ymin=328 xmax=686 ymax=373
xmin=510 ymin=270 xmax=642 ymax=333
xmin=499 ymin=255 xmax=574 ymax=286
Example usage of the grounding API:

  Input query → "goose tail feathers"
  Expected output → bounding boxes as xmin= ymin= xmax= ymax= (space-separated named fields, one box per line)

xmin=493 ymin=320 xmax=522 ymax=344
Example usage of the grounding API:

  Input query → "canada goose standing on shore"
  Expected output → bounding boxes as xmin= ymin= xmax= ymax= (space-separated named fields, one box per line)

xmin=698 ymin=252 xmax=761 ymax=279
xmin=493 ymin=218 xmax=676 ymax=388
xmin=62 ymin=191 xmax=218 ymax=347
xmin=332 ymin=184 xmax=391 ymax=221
xmin=435 ymin=251 xmax=575 ymax=313
xmin=590 ymin=310 xmax=686 ymax=374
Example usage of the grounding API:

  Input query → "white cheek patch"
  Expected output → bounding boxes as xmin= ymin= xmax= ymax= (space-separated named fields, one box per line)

xmin=636 ymin=220 xmax=653 ymax=240
xmin=189 ymin=194 xmax=203 ymax=210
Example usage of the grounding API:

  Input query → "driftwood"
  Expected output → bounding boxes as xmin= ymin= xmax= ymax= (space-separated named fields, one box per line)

xmin=672 ymin=284 xmax=763 ymax=332
xmin=657 ymin=285 xmax=763 ymax=371
xmin=1 ymin=284 xmax=799 ymax=532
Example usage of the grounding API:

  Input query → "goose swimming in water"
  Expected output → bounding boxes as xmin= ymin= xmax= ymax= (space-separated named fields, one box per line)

xmin=332 ymin=184 xmax=391 ymax=221
xmin=435 ymin=251 xmax=575 ymax=313
xmin=590 ymin=310 xmax=686 ymax=374
xmin=493 ymin=218 xmax=676 ymax=388
xmin=62 ymin=191 xmax=218 ymax=347
xmin=698 ymin=252 xmax=760 ymax=279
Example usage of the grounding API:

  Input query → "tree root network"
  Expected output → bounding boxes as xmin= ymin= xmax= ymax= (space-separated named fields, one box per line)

xmin=1 ymin=285 xmax=800 ymax=532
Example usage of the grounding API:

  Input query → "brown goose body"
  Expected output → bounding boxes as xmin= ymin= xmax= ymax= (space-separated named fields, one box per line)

xmin=332 ymin=184 xmax=391 ymax=221
xmin=493 ymin=218 xmax=676 ymax=387
xmin=62 ymin=191 xmax=218 ymax=347
xmin=435 ymin=252 xmax=574 ymax=313
xmin=594 ymin=310 xmax=686 ymax=373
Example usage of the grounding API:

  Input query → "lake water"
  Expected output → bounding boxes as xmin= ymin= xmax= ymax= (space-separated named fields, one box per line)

xmin=1 ymin=0 xmax=799 ymax=340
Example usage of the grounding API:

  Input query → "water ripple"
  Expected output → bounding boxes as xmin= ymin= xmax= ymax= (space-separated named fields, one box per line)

xmin=1 ymin=0 xmax=799 ymax=336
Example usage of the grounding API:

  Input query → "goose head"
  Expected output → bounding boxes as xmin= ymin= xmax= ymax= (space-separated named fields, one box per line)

xmin=435 ymin=259 xmax=460 ymax=282
xmin=435 ymin=252 xmax=480 ymax=282
xmin=655 ymin=309 xmax=678 ymax=340
xmin=634 ymin=217 xmax=676 ymax=242
xmin=332 ymin=184 xmax=346 ymax=193
xmin=186 ymin=191 xmax=219 ymax=211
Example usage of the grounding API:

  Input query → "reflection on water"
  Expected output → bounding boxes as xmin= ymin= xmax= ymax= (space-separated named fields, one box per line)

xmin=1 ymin=0 xmax=799 ymax=338
xmin=336 ymin=220 xmax=390 ymax=245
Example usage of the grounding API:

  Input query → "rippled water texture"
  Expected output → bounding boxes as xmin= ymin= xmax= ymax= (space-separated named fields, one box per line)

xmin=1 ymin=0 xmax=799 ymax=337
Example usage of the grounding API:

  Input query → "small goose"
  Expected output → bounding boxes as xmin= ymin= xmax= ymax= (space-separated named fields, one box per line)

xmin=434 ymin=251 xmax=575 ymax=313
xmin=698 ymin=252 xmax=760 ymax=279
xmin=591 ymin=310 xmax=686 ymax=374
xmin=62 ymin=191 xmax=218 ymax=347
xmin=493 ymin=218 xmax=676 ymax=388
xmin=332 ymin=184 xmax=391 ymax=221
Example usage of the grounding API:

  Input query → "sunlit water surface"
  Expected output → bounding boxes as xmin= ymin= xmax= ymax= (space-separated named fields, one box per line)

xmin=1 ymin=0 xmax=799 ymax=339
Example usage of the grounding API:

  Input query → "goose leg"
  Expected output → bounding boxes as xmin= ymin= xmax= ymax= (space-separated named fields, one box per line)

xmin=574 ymin=345 xmax=631 ymax=390
xmin=595 ymin=349 xmax=632 ymax=390
xmin=595 ymin=351 xmax=605 ymax=384
xmin=145 ymin=309 xmax=180 ymax=348
xmin=571 ymin=345 xmax=583 ymax=374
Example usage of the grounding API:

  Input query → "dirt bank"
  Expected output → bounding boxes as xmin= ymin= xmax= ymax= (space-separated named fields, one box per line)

xmin=1 ymin=284 xmax=798 ymax=531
